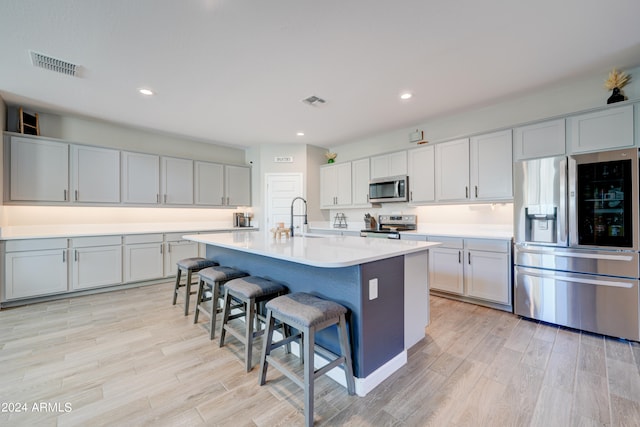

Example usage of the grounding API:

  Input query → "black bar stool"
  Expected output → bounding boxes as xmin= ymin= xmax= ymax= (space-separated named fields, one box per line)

xmin=172 ymin=257 xmax=218 ymax=316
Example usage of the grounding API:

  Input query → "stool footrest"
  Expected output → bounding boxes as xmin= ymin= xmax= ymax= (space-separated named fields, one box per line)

xmin=265 ymin=355 xmax=304 ymax=388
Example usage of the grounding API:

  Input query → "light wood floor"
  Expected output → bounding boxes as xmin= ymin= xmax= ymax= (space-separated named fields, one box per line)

xmin=1 ymin=283 xmax=640 ymax=426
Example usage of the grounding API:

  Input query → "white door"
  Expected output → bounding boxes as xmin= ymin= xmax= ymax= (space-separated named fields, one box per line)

xmin=265 ymin=173 xmax=303 ymax=233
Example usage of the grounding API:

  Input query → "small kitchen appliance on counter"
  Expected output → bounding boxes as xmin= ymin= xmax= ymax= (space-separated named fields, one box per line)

xmin=234 ymin=212 xmax=252 ymax=227
xmin=360 ymin=214 xmax=417 ymax=239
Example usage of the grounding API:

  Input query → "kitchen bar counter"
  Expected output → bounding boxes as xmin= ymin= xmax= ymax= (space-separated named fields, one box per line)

xmin=308 ymin=222 xmax=513 ymax=239
xmin=183 ymin=231 xmax=438 ymax=396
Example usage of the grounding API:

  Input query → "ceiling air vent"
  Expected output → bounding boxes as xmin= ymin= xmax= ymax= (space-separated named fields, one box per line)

xmin=30 ymin=51 xmax=78 ymax=77
xmin=302 ymin=95 xmax=326 ymax=106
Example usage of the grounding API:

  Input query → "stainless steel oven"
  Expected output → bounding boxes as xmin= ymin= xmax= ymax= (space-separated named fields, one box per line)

xmin=360 ymin=214 xmax=416 ymax=239
xmin=514 ymin=148 xmax=640 ymax=341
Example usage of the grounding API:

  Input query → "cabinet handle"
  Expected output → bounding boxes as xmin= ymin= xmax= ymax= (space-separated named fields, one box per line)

xmin=168 ymin=243 xmax=171 ymax=253
xmin=221 ymin=196 xmax=225 ymax=205
xmin=465 ymin=186 xmax=469 ymax=198
xmin=156 ymin=194 xmax=160 ymax=203
xmin=75 ymin=190 xmax=78 ymax=201
xmin=160 ymin=244 xmax=163 ymax=254
xmin=64 ymin=189 xmax=67 ymax=201
xmin=62 ymin=250 xmax=66 ymax=263
xmin=164 ymin=194 xmax=167 ymax=203
xmin=227 ymin=197 xmax=230 ymax=205
xmin=475 ymin=186 xmax=478 ymax=198
xmin=74 ymin=249 xmax=78 ymax=262
xmin=468 ymin=252 xmax=471 ymax=265
xmin=458 ymin=250 xmax=461 ymax=263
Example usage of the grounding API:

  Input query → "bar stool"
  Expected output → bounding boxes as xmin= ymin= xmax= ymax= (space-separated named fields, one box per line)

xmin=172 ymin=257 xmax=218 ymax=316
xmin=194 ymin=266 xmax=248 ymax=339
xmin=219 ymin=276 xmax=287 ymax=372
xmin=258 ymin=292 xmax=355 ymax=427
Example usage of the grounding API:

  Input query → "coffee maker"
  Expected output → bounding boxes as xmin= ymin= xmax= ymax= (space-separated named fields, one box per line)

xmin=234 ymin=212 xmax=252 ymax=227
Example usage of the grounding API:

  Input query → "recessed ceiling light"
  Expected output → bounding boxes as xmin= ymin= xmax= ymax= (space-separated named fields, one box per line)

xmin=400 ymin=92 xmax=412 ymax=100
xmin=296 ymin=132 xmax=305 ymax=136
xmin=139 ymin=88 xmax=154 ymax=96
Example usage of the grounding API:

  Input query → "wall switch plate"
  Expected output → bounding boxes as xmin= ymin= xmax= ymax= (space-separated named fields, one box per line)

xmin=369 ymin=278 xmax=378 ymax=300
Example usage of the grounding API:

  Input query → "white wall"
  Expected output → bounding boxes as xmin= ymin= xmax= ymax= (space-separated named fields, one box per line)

xmin=325 ymin=66 xmax=640 ymax=227
xmin=1 ymin=109 xmax=249 ymax=228
xmin=331 ymin=66 xmax=640 ymax=161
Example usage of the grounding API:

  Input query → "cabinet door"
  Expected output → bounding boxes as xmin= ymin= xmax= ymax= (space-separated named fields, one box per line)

xmin=194 ymin=161 xmax=225 ymax=206
xmin=514 ymin=119 xmax=565 ymax=160
xmin=320 ymin=165 xmax=338 ymax=208
xmin=428 ymin=247 xmax=464 ymax=294
xmin=5 ymin=249 xmax=68 ymax=299
xmin=71 ymin=145 xmax=120 ymax=203
xmin=72 ymin=246 xmax=123 ymax=290
xmin=408 ymin=145 xmax=435 ymax=203
xmin=225 ymin=165 xmax=251 ymax=207
xmin=10 ymin=137 xmax=69 ymax=202
xmin=162 ymin=157 xmax=194 ymax=205
xmin=122 ymin=151 xmax=160 ymax=204
xmin=335 ymin=162 xmax=352 ymax=206
xmin=164 ymin=240 xmax=199 ymax=277
xmin=370 ymin=151 xmax=407 ymax=179
xmin=470 ymin=130 xmax=513 ymax=200
xmin=569 ymin=105 xmax=634 ymax=153
xmin=465 ymin=250 xmax=510 ymax=304
xmin=124 ymin=242 xmax=164 ymax=282
xmin=351 ymin=158 xmax=371 ymax=206
xmin=388 ymin=151 xmax=408 ymax=176
xmin=435 ymin=138 xmax=469 ymax=201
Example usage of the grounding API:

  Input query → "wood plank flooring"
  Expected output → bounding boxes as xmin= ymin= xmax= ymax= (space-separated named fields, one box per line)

xmin=1 ymin=283 xmax=640 ymax=426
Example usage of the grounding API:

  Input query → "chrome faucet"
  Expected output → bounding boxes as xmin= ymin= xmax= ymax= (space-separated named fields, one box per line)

xmin=290 ymin=197 xmax=308 ymax=237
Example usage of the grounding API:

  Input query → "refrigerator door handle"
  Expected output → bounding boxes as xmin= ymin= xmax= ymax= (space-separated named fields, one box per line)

xmin=520 ymin=269 xmax=634 ymax=289
xmin=558 ymin=156 xmax=568 ymax=246
xmin=517 ymin=247 xmax=634 ymax=262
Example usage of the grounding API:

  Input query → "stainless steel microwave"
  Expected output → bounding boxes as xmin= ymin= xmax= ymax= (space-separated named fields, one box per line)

xmin=368 ymin=176 xmax=408 ymax=203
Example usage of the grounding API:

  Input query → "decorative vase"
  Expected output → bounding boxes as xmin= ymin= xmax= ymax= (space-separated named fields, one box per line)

xmin=327 ymin=158 xmax=335 ymax=164
xmin=607 ymin=87 xmax=625 ymax=104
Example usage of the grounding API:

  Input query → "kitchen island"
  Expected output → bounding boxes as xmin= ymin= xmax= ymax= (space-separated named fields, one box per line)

xmin=183 ymin=231 xmax=439 ymax=396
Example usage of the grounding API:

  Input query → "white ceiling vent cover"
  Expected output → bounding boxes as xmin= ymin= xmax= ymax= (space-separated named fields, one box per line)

xmin=30 ymin=51 xmax=78 ymax=77
xmin=302 ymin=95 xmax=326 ymax=106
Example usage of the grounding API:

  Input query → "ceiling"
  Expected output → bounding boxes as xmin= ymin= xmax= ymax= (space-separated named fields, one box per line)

xmin=1 ymin=1 xmax=640 ymax=149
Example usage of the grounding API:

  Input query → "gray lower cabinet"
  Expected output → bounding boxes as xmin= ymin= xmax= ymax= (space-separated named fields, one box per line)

xmin=124 ymin=234 xmax=165 ymax=282
xmin=3 ymin=238 xmax=69 ymax=300
xmin=426 ymin=235 xmax=512 ymax=311
xmin=164 ymin=233 xmax=199 ymax=277
xmin=71 ymin=236 xmax=123 ymax=290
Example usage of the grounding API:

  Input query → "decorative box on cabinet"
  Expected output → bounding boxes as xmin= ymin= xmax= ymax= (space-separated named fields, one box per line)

xmin=71 ymin=236 xmax=123 ymax=290
xmin=124 ymin=234 xmax=164 ymax=282
xmin=3 ymin=238 xmax=69 ymax=300
xmin=568 ymin=104 xmax=634 ymax=154
xmin=513 ymin=119 xmax=565 ymax=160
xmin=427 ymin=236 xmax=512 ymax=311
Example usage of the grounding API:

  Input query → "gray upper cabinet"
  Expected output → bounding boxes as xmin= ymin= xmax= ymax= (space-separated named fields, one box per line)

xmin=9 ymin=136 xmax=69 ymax=202
xmin=225 ymin=164 xmax=251 ymax=207
xmin=195 ymin=162 xmax=251 ymax=207
xmin=568 ymin=104 xmax=634 ymax=153
xmin=121 ymin=151 xmax=160 ymax=204
xmin=161 ymin=156 xmax=194 ymax=205
xmin=71 ymin=145 xmax=120 ymax=203
xmin=513 ymin=119 xmax=565 ymax=160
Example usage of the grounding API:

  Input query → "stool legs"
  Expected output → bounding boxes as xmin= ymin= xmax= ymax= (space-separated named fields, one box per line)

xmin=172 ymin=268 xmax=182 ymax=305
xmin=220 ymin=289 xmax=259 ymax=372
xmin=303 ymin=325 xmax=315 ymax=427
xmin=194 ymin=279 xmax=223 ymax=339
xmin=172 ymin=267 xmax=197 ymax=316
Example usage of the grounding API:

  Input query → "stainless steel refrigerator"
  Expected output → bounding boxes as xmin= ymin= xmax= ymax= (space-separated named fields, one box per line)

xmin=514 ymin=148 xmax=640 ymax=341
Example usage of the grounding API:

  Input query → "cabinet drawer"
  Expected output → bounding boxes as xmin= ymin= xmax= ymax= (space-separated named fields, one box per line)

xmin=465 ymin=238 xmax=510 ymax=253
xmin=165 ymin=232 xmax=189 ymax=242
xmin=71 ymin=235 xmax=122 ymax=248
xmin=124 ymin=234 xmax=163 ymax=244
xmin=426 ymin=236 xmax=463 ymax=249
xmin=5 ymin=238 xmax=68 ymax=252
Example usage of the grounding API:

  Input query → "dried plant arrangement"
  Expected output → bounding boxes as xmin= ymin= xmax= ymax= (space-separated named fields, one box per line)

xmin=604 ymin=69 xmax=630 ymax=90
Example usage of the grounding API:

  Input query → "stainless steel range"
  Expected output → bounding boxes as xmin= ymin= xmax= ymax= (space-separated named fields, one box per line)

xmin=514 ymin=148 xmax=640 ymax=341
xmin=360 ymin=215 xmax=417 ymax=239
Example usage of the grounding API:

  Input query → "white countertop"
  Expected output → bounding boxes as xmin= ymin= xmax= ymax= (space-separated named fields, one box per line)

xmin=0 ymin=222 xmax=255 ymax=240
xmin=309 ymin=223 xmax=513 ymax=240
xmin=183 ymin=231 xmax=440 ymax=268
